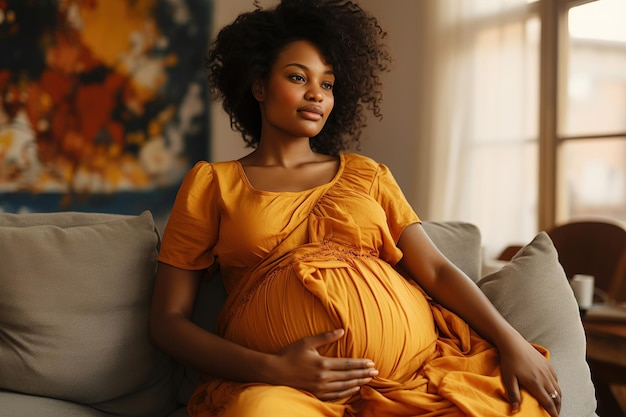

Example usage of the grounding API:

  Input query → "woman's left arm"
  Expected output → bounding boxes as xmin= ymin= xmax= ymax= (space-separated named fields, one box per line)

xmin=397 ymin=223 xmax=561 ymax=417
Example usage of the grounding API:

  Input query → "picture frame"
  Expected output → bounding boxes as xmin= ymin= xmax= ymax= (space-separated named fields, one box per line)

xmin=0 ymin=0 xmax=212 ymax=223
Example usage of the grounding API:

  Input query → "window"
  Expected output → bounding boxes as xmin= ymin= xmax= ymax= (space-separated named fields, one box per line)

xmin=553 ymin=0 xmax=626 ymax=226
xmin=396 ymin=0 xmax=624 ymax=258
xmin=441 ymin=0 xmax=626 ymax=258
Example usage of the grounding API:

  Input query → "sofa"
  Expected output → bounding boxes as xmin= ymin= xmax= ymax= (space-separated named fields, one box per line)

xmin=0 ymin=210 xmax=598 ymax=416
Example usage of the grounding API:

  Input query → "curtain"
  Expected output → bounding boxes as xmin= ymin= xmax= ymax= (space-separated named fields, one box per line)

xmin=413 ymin=0 xmax=540 ymax=260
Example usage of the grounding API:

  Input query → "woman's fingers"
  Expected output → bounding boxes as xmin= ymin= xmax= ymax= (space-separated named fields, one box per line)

xmin=301 ymin=328 xmax=380 ymax=380
xmin=277 ymin=329 xmax=379 ymax=400
xmin=499 ymin=342 xmax=562 ymax=417
xmin=302 ymin=328 xmax=346 ymax=350
xmin=541 ymin=385 xmax=562 ymax=417
xmin=314 ymin=376 xmax=374 ymax=401
xmin=321 ymin=357 xmax=378 ymax=374
xmin=531 ymin=367 xmax=561 ymax=417
xmin=502 ymin=374 xmax=561 ymax=417
xmin=502 ymin=366 xmax=561 ymax=416
xmin=312 ymin=355 xmax=379 ymax=399
xmin=500 ymin=371 xmax=521 ymax=413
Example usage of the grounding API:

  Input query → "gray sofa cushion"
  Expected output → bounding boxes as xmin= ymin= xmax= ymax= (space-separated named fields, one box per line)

xmin=478 ymin=232 xmax=597 ymax=417
xmin=0 ymin=211 xmax=178 ymax=417
xmin=422 ymin=221 xmax=482 ymax=281
xmin=0 ymin=392 xmax=109 ymax=417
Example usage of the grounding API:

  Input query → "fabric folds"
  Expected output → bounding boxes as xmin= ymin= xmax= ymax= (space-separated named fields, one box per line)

xmin=158 ymin=153 xmax=550 ymax=417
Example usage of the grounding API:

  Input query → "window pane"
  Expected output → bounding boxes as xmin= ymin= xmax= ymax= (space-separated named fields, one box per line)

xmin=561 ymin=0 xmax=626 ymax=136
xmin=557 ymin=138 xmax=626 ymax=224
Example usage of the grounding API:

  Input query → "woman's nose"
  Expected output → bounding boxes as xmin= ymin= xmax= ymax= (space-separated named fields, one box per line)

xmin=305 ymin=88 xmax=323 ymax=102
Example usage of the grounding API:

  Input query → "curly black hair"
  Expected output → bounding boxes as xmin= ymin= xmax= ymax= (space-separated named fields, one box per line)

xmin=206 ymin=0 xmax=391 ymax=155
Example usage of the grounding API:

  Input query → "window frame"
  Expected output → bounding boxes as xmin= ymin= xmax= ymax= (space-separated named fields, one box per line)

xmin=537 ymin=0 xmax=626 ymax=230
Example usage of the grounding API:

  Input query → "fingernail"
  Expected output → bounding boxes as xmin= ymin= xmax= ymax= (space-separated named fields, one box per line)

xmin=366 ymin=361 xmax=375 ymax=367
xmin=370 ymin=369 xmax=379 ymax=376
xmin=511 ymin=402 xmax=520 ymax=414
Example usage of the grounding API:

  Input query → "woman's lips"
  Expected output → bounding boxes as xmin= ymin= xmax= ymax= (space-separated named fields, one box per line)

xmin=298 ymin=105 xmax=323 ymax=121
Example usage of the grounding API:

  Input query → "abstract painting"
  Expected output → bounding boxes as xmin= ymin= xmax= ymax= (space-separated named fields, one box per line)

xmin=0 ymin=0 xmax=211 ymax=220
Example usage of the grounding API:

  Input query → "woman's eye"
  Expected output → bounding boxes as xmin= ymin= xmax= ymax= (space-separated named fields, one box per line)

xmin=289 ymin=74 xmax=306 ymax=82
xmin=322 ymin=82 xmax=334 ymax=90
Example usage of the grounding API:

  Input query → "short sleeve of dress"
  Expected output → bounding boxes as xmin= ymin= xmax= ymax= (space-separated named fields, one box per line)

xmin=370 ymin=163 xmax=420 ymax=242
xmin=157 ymin=161 xmax=219 ymax=270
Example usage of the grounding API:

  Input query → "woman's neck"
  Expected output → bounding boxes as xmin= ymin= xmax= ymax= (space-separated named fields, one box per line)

xmin=242 ymin=138 xmax=325 ymax=168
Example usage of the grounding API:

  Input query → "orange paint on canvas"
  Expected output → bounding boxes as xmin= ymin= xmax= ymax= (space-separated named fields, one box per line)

xmin=78 ymin=0 xmax=159 ymax=68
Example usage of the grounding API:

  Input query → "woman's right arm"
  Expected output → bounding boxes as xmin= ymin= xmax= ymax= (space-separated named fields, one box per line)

xmin=149 ymin=262 xmax=267 ymax=381
xmin=149 ymin=262 xmax=378 ymax=400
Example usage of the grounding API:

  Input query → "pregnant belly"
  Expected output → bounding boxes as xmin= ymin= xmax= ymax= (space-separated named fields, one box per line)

xmin=223 ymin=257 xmax=438 ymax=378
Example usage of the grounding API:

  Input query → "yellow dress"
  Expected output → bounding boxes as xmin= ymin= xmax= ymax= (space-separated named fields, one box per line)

xmin=157 ymin=153 xmax=549 ymax=417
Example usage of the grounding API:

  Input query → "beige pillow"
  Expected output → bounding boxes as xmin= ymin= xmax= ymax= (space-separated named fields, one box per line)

xmin=0 ymin=211 xmax=178 ymax=416
xmin=478 ymin=232 xmax=596 ymax=417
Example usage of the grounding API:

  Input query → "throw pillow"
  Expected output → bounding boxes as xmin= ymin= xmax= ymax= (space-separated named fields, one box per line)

xmin=478 ymin=232 xmax=596 ymax=417
xmin=0 ymin=211 xmax=178 ymax=417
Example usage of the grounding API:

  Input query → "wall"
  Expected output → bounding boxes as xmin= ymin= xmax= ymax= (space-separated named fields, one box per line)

xmin=209 ymin=0 xmax=429 ymax=216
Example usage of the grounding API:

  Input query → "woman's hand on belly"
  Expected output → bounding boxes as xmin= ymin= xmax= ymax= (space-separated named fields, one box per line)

xmin=260 ymin=328 xmax=379 ymax=401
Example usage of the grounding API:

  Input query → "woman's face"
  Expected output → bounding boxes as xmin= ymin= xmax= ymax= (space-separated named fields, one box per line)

xmin=254 ymin=40 xmax=335 ymax=141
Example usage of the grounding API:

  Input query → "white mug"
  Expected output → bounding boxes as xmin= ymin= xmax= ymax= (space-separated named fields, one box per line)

xmin=570 ymin=274 xmax=595 ymax=309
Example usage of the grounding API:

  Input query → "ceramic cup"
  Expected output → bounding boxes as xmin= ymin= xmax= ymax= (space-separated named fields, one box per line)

xmin=570 ymin=274 xmax=595 ymax=310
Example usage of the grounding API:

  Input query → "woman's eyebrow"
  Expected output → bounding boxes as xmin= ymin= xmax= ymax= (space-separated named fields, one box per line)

xmin=284 ymin=63 xmax=335 ymax=75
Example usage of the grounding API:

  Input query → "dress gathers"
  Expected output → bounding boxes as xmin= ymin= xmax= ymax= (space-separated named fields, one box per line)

xmin=157 ymin=153 xmax=549 ymax=417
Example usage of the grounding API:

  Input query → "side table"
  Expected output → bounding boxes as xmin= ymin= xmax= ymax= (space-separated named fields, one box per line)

xmin=583 ymin=319 xmax=626 ymax=416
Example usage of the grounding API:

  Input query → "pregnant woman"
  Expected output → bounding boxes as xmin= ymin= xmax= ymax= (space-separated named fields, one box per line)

xmin=149 ymin=1 xmax=561 ymax=416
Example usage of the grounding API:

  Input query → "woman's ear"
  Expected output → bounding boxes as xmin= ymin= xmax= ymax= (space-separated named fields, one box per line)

xmin=251 ymin=78 xmax=265 ymax=101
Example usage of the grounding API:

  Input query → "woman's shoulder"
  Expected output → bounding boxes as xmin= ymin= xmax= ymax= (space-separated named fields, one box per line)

xmin=339 ymin=153 xmax=391 ymax=188
xmin=342 ymin=153 xmax=386 ymax=173
xmin=343 ymin=152 xmax=373 ymax=163
xmin=180 ymin=160 xmax=241 ymax=190
xmin=187 ymin=160 xmax=240 ymax=176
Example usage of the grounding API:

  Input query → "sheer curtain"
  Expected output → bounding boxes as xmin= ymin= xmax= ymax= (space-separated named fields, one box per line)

xmin=413 ymin=0 xmax=540 ymax=259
